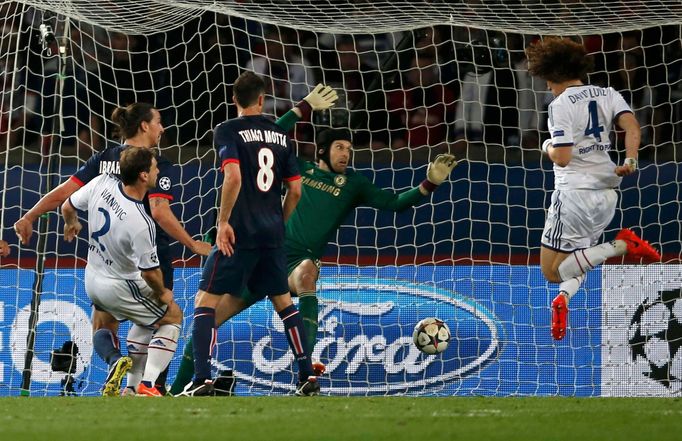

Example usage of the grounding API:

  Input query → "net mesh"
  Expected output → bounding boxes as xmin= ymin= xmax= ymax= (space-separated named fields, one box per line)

xmin=0 ymin=0 xmax=681 ymax=396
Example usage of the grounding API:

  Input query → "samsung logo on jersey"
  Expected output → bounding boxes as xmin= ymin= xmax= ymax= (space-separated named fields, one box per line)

xmin=215 ymin=277 xmax=503 ymax=395
xmin=98 ymin=160 xmax=120 ymax=175
xmin=238 ymin=129 xmax=287 ymax=147
xmin=567 ymin=87 xmax=607 ymax=103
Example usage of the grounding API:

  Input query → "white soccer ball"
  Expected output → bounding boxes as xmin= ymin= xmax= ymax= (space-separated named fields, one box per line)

xmin=413 ymin=317 xmax=450 ymax=355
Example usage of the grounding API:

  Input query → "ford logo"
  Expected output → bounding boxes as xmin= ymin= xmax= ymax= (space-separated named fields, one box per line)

xmin=214 ymin=277 xmax=503 ymax=395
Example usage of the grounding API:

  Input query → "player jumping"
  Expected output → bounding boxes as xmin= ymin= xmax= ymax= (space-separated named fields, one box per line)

xmin=526 ymin=37 xmax=660 ymax=341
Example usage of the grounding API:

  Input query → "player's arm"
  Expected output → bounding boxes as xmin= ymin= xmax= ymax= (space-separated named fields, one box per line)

xmin=282 ymin=177 xmax=302 ymax=222
xmin=14 ymin=179 xmax=81 ymax=245
xmin=60 ymin=198 xmax=82 ymax=242
xmin=134 ymin=227 xmax=174 ymax=305
xmin=542 ymin=139 xmax=572 ymax=167
xmin=141 ymin=268 xmax=173 ymax=305
xmin=149 ymin=197 xmax=211 ymax=256
xmin=541 ymin=101 xmax=573 ymax=167
xmin=276 ymin=84 xmax=338 ymax=131
xmin=362 ymin=154 xmax=458 ymax=211
xmin=614 ymin=112 xmax=640 ymax=177
xmin=60 ymin=175 xmax=105 ymax=242
xmin=15 ymin=150 xmax=103 ymax=245
xmin=216 ymin=162 xmax=241 ymax=256
xmin=0 ymin=239 xmax=10 ymax=257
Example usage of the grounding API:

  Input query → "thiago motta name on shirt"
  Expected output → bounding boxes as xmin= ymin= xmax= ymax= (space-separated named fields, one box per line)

xmin=238 ymin=129 xmax=287 ymax=147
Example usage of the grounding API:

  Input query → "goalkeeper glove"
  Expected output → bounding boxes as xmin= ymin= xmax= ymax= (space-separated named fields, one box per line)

xmin=421 ymin=154 xmax=457 ymax=192
xmin=296 ymin=84 xmax=339 ymax=120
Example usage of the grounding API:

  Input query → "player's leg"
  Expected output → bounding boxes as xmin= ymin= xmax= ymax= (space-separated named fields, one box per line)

xmin=549 ymin=190 xmax=659 ymax=282
xmin=92 ymin=308 xmax=122 ymax=365
xmin=170 ymin=290 xmax=256 ymax=395
xmin=138 ymin=300 xmax=182 ymax=397
xmin=289 ymin=258 xmax=320 ymax=356
xmin=85 ymin=271 xmax=132 ymax=396
xmin=254 ymin=248 xmax=318 ymax=396
xmin=94 ymin=309 xmax=133 ymax=397
xmin=152 ymin=248 xmax=175 ymax=394
xmin=124 ymin=324 xmax=153 ymax=395
xmin=540 ymin=246 xmax=584 ymax=340
xmin=268 ymin=292 xmax=319 ymax=396
xmin=179 ymin=248 xmax=252 ymax=396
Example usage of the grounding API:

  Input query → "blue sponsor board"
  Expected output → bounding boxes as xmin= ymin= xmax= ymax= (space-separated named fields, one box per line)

xmin=0 ymin=266 xmax=601 ymax=396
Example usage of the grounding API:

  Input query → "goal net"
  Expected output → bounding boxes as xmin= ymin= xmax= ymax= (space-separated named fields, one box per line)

xmin=1 ymin=0 xmax=681 ymax=396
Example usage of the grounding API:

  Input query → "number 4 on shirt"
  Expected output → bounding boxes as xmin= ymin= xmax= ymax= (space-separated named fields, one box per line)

xmin=584 ymin=100 xmax=604 ymax=142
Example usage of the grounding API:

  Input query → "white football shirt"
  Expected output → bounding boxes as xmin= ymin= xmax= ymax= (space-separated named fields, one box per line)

xmin=547 ymin=85 xmax=633 ymax=190
xmin=68 ymin=174 xmax=158 ymax=280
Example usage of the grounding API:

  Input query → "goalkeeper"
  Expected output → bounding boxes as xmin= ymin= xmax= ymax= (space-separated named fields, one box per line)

xmin=170 ymin=85 xmax=457 ymax=394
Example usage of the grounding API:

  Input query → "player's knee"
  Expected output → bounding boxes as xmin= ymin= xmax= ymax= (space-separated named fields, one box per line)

xmin=293 ymin=260 xmax=319 ymax=292
xmin=92 ymin=310 xmax=118 ymax=332
xmin=541 ymin=266 xmax=562 ymax=283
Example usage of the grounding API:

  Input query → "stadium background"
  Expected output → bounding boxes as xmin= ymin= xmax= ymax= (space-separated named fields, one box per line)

xmin=0 ymin=1 xmax=681 ymax=397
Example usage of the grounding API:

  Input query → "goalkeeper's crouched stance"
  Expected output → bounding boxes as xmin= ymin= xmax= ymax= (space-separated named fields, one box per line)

xmin=170 ymin=85 xmax=457 ymax=395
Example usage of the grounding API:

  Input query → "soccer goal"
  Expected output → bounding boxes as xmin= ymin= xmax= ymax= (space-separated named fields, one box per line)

xmin=0 ymin=0 xmax=681 ymax=396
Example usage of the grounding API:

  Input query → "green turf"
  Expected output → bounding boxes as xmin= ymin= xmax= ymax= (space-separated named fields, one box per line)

xmin=0 ymin=397 xmax=680 ymax=440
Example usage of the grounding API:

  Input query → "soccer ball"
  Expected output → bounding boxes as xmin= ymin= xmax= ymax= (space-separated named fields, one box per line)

xmin=413 ymin=317 xmax=451 ymax=355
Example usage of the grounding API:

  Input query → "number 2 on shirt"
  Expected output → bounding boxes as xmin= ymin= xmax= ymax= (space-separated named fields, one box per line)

xmin=584 ymin=100 xmax=604 ymax=142
xmin=256 ymin=147 xmax=275 ymax=192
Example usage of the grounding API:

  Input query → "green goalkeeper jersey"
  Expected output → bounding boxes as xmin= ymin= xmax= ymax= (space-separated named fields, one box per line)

xmin=285 ymin=158 xmax=425 ymax=258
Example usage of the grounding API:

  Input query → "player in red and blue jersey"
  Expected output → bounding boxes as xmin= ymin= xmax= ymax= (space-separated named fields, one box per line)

xmin=179 ymin=71 xmax=319 ymax=397
xmin=14 ymin=103 xmax=211 ymax=395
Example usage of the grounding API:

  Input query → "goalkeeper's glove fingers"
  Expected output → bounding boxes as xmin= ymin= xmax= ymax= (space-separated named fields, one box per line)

xmin=424 ymin=154 xmax=457 ymax=189
xmin=303 ymin=84 xmax=338 ymax=111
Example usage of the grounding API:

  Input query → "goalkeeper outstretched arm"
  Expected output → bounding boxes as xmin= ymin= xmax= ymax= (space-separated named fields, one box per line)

xmin=361 ymin=154 xmax=458 ymax=211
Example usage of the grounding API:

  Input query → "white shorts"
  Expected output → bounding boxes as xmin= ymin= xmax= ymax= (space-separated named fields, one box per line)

xmin=85 ymin=270 xmax=167 ymax=326
xmin=541 ymin=188 xmax=618 ymax=253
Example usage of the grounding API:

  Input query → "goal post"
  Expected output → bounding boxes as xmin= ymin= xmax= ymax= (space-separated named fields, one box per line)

xmin=0 ymin=0 xmax=681 ymax=396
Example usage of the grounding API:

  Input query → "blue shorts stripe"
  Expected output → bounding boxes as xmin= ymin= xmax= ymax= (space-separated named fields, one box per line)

xmin=126 ymin=280 xmax=165 ymax=317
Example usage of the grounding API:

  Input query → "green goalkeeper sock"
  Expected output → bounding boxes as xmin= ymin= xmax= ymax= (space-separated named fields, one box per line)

xmin=169 ymin=338 xmax=194 ymax=395
xmin=298 ymin=291 xmax=319 ymax=357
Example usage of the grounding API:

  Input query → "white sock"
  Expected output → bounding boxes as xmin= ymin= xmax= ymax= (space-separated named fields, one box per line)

xmin=558 ymin=274 xmax=585 ymax=302
xmin=142 ymin=324 xmax=181 ymax=385
xmin=126 ymin=324 xmax=153 ymax=390
xmin=558 ymin=240 xmax=627 ymax=281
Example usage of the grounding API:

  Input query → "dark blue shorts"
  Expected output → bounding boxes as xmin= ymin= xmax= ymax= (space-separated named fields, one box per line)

xmin=198 ymin=247 xmax=289 ymax=297
xmin=157 ymin=244 xmax=174 ymax=290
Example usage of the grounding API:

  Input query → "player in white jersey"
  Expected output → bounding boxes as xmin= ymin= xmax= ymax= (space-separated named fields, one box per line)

xmin=61 ymin=147 xmax=182 ymax=396
xmin=526 ymin=37 xmax=660 ymax=340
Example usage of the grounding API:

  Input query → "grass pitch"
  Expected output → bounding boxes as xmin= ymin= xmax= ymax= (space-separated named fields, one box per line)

xmin=1 ymin=397 xmax=680 ymax=441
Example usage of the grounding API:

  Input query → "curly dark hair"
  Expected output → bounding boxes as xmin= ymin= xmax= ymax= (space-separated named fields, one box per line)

xmin=525 ymin=37 xmax=593 ymax=83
